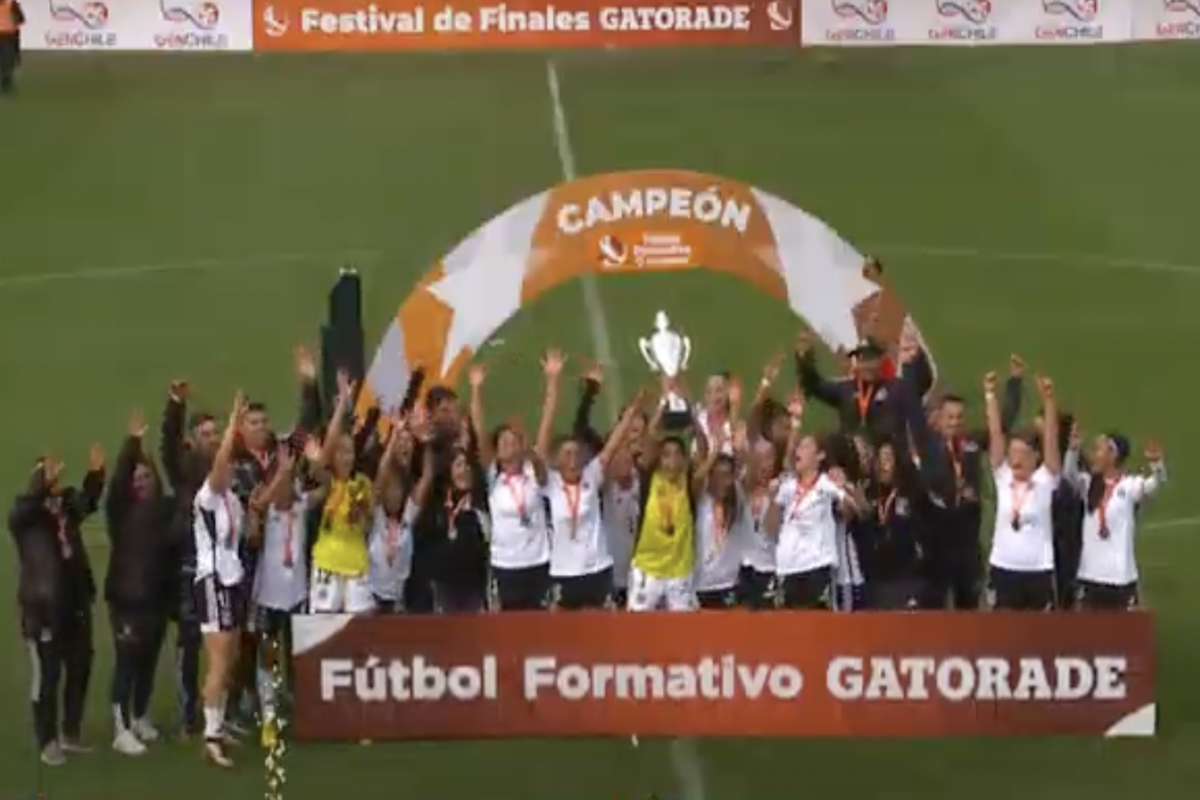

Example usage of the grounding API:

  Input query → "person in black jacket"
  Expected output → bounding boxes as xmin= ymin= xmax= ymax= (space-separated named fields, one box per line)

xmin=795 ymin=332 xmax=934 ymax=445
xmin=160 ymin=379 xmax=217 ymax=735
xmin=10 ymin=444 xmax=105 ymax=766
xmin=901 ymin=350 xmax=1024 ymax=609
xmin=106 ymin=410 xmax=175 ymax=755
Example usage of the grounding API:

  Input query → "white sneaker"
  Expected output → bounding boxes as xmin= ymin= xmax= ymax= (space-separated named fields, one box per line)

xmin=113 ymin=729 xmax=148 ymax=756
xmin=40 ymin=741 xmax=66 ymax=767
xmin=60 ymin=737 xmax=94 ymax=754
xmin=131 ymin=717 xmax=161 ymax=742
xmin=204 ymin=738 xmax=234 ymax=768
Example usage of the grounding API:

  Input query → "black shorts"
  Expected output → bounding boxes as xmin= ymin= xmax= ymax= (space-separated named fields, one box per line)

xmin=194 ymin=577 xmax=247 ymax=633
xmin=432 ymin=582 xmax=486 ymax=614
xmin=373 ymin=595 xmax=404 ymax=614
xmin=833 ymin=583 xmax=867 ymax=613
xmin=737 ymin=566 xmax=776 ymax=610
xmin=990 ymin=567 xmax=1055 ymax=611
xmin=870 ymin=578 xmax=924 ymax=611
xmin=696 ymin=587 xmax=738 ymax=610
xmin=492 ymin=563 xmax=551 ymax=611
xmin=1075 ymin=580 xmax=1140 ymax=611
xmin=552 ymin=568 xmax=613 ymax=611
xmin=778 ymin=567 xmax=833 ymax=610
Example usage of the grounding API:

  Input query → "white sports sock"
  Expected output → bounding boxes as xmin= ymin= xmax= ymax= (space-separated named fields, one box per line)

xmin=203 ymin=706 xmax=223 ymax=740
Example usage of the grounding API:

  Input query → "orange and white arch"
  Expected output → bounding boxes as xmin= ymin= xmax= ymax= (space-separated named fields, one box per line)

xmin=361 ymin=169 xmax=933 ymax=412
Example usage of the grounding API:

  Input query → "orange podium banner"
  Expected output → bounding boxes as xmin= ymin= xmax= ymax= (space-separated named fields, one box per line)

xmin=291 ymin=612 xmax=1156 ymax=740
xmin=253 ymin=0 xmax=800 ymax=50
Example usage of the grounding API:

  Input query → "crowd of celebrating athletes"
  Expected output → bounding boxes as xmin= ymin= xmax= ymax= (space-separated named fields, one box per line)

xmin=11 ymin=317 xmax=1168 ymax=768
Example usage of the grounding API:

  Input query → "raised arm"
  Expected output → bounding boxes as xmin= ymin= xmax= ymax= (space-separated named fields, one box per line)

xmin=599 ymin=389 xmax=647 ymax=470
xmin=207 ymin=393 xmax=247 ymax=495
xmin=293 ymin=346 xmax=324 ymax=436
xmin=318 ymin=373 xmax=354 ymax=468
xmin=1134 ymin=439 xmax=1168 ymax=501
xmin=467 ymin=364 xmax=493 ymax=466
xmin=572 ymin=364 xmax=605 ymax=456
xmin=533 ymin=350 xmax=565 ymax=459
xmin=1036 ymin=376 xmax=1061 ymax=476
xmin=160 ymin=380 xmax=188 ymax=490
xmin=410 ymin=437 xmax=437 ymax=511
xmin=1000 ymin=355 xmax=1025 ymax=435
xmin=106 ymin=410 xmax=147 ymax=528
xmin=637 ymin=393 xmax=667 ymax=473
xmin=794 ymin=332 xmax=843 ymax=410
xmin=983 ymin=372 xmax=1005 ymax=470
xmin=1062 ymin=419 xmax=1086 ymax=493
xmin=690 ymin=427 xmax=721 ymax=497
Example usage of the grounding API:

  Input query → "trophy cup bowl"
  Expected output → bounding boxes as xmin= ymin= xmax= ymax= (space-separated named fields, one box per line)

xmin=639 ymin=311 xmax=692 ymax=425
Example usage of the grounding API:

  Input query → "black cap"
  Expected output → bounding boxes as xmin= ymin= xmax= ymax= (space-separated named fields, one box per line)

xmin=425 ymin=385 xmax=457 ymax=409
xmin=847 ymin=340 xmax=885 ymax=360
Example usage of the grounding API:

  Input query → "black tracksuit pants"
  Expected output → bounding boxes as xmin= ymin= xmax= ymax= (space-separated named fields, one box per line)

xmin=25 ymin=605 xmax=94 ymax=749
xmin=109 ymin=604 xmax=167 ymax=729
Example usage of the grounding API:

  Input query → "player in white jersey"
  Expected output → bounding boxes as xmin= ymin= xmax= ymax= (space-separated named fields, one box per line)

xmin=984 ymin=373 xmax=1062 ymax=611
xmin=1064 ymin=428 xmax=1167 ymax=610
xmin=603 ymin=448 xmax=641 ymax=608
xmin=191 ymin=393 xmax=247 ymax=769
xmin=366 ymin=424 xmax=420 ymax=612
xmin=765 ymin=397 xmax=858 ymax=609
xmin=539 ymin=391 xmax=645 ymax=610
xmin=831 ymin=467 xmax=867 ymax=612
xmin=469 ymin=358 xmax=553 ymax=611
xmin=692 ymin=441 xmax=749 ymax=610
xmin=738 ymin=438 xmax=780 ymax=609
xmin=246 ymin=446 xmax=317 ymax=745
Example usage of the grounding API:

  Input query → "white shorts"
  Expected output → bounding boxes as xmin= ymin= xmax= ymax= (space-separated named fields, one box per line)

xmin=627 ymin=566 xmax=695 ymax=612
xmin=309 ymin=569 xmax=375 ymax=614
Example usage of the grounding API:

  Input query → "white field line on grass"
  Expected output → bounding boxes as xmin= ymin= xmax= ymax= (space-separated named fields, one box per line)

xmin=545 ymin=59 xmax=622 ymax=420
xmin=0 ymin=249 xmax=380 ymax=290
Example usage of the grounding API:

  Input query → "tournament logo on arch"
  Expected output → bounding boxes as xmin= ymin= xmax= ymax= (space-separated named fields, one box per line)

xmin=825 ymin=0 xmax=894 ymax=42
xmin=358 ymin=169 xmax=932 ymax=415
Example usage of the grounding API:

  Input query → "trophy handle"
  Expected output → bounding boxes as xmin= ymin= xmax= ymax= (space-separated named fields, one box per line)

xmin=637 ymin=338 xmax=659 ymax=371
xmin=681 ymin=336 xmax=692 ymax=372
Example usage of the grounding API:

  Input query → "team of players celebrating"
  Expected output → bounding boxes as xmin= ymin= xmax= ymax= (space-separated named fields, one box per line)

xmin=11 ymin=330 xmax=1168 ymax=768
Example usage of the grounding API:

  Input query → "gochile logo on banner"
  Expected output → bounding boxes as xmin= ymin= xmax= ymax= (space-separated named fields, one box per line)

xmin=929 ymin=0 xmax=996 ymax=41
xmin=827 ymin=0 xmax=893 ymax=42
xmin=156 ymin=1 xmax=230 ymax=49
xmin=46 ymin=0 xmax=117 ymax=48
xmin=1159 ymin=0 xmax=1200 ymax=39
xmin=1037 ymin=0 xmax=1103 ymax=40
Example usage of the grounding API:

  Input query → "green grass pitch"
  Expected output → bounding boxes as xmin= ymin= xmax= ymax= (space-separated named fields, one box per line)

xmin=2 ymin=45 xmax=1199 ymax=800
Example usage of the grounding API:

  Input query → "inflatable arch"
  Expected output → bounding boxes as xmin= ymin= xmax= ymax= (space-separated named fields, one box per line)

xmin=362 ymin=169 xmax=933 ymax=411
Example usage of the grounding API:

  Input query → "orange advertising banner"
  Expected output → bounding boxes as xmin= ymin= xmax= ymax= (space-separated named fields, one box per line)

xmin=253 ymin=0 xmax=800 ymax=50
xmin=291 ymin=612 xmax=1156 ymax=740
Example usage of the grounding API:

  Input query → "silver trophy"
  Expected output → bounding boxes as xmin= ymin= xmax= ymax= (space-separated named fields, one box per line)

xmin=638 ymin=310 xmax=691 ymax=414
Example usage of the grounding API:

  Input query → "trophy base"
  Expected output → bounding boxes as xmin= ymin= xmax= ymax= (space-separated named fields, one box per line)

xmin=660 ymin=392 xmax=692 ymax=432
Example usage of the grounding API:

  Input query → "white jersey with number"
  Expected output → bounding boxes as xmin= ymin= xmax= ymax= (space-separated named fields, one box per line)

xmin=253 ymin=496 xmax=309 ymax=611
xmin=487 ymin=461 xmax=551 ymax=570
